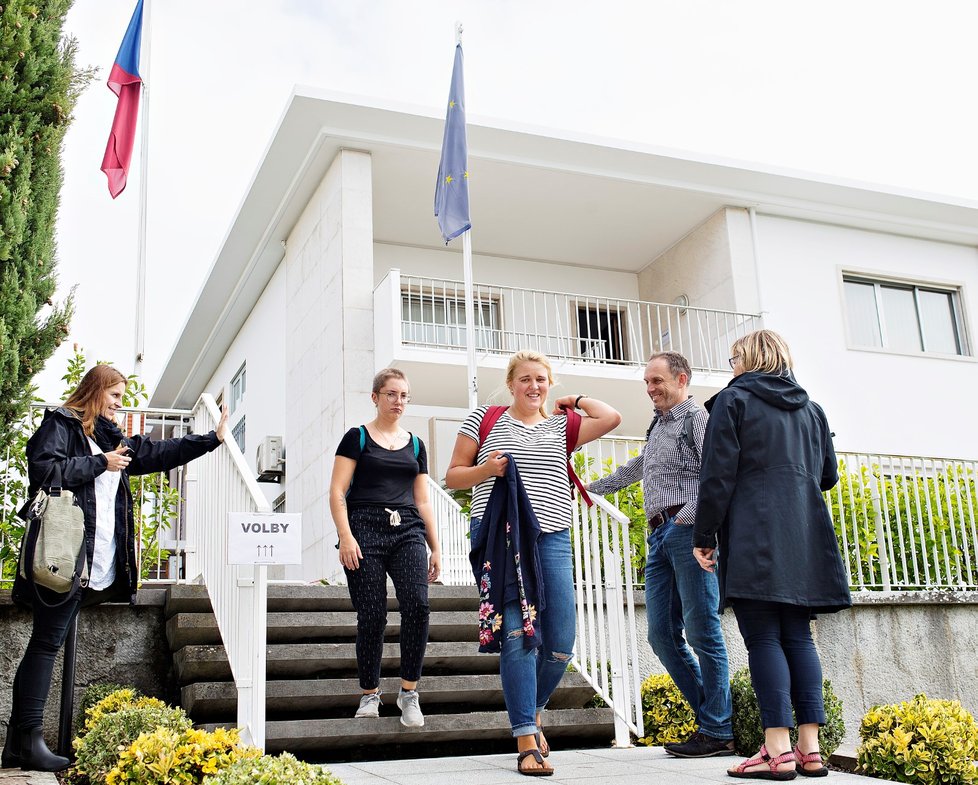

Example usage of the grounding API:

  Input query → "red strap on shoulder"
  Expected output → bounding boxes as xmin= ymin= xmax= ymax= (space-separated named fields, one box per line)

xmin=478 ymin=405 xmax=507 ymax=445
xmin=563 ymin=409 xmax=593 ymax=507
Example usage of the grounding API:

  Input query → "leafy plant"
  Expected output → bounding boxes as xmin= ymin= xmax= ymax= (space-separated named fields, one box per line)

xmin=73 ymin=703 xmax=192 ymax=783
xmin=75 ymin=683 xmax=134 ymax=738
xmin=202 ymin=751 xmax=344 ymax=785
xmin=730 ymin=667 xmax=845 ymax=758
xmin=634 ymin=673 xmax=697 ymax=746
xmin=857 ymin=694 xmax=978 ymax=785
xmin=105 ymin=726 xmax=260 ymax=785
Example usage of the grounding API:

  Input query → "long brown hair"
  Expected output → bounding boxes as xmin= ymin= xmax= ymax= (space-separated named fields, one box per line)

xmin=63 ymin=364 xmax=127 ymax=436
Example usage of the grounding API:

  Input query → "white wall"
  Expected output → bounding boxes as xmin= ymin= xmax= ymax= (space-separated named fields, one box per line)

xmin=755 ymin=214 xmax=978 ymax=458
xmin=201 ymin=262 xmax=287 ymax=507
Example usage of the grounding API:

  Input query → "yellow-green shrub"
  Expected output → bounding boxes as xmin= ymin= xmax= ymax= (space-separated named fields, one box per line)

xmin=635 ymin=673 xmax=697 ymax=746
xmin=203 ymin=752 xmax=344 ymax=785
xmin=858 ymin=694 xmax=978 ymax=785
xmin=76 ymin=683 xmax=130 ymax=736
xmin=84 ymin=688 xmax=168 ymax=733
xmin=105 ymin=726 xmax=261 ymax=785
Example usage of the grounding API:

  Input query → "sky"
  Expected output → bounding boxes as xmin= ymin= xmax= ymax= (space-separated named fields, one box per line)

xmin=33 ymin=0 xmax=978 ymax=401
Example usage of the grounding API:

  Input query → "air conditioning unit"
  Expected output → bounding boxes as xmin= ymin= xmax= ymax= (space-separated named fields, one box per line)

xmin=256 ymin=436 xmax=284 ymax=483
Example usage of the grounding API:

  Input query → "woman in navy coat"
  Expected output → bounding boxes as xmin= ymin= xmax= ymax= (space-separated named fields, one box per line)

xmin=693 ymin=330 xmax=850 ymax=780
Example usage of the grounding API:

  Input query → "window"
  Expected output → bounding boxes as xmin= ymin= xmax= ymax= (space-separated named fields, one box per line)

xmin=844 ymin=277 xmax=968 ymax=356
xmin=231 ymin=416 xmax=246 ymax=453
xmin=577 ymin=306 xmax=627 ymax=362
xmin=401 ymin=292 xmax=501 ymax=350
xmin=229 ymin=364 xmax=246 ymax=415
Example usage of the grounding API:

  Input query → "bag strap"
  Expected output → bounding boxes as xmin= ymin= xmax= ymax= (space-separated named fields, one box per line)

xmin=412 ymin=434 xmax=419 ymax=459
xmin=477 ymin=406 xmax=507 ymax=445
xmin=563 ymin=409 xmax=592 ymax=507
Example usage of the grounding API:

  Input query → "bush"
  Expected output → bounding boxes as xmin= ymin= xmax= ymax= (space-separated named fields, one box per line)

xmin=81 ymin=688 xmax=168 ymax=736
xmin=857 ymin=694 xmax=978 ymax=785
xmin=75 ymin=683 xmax=130 ymax=737
xmin=730 ymin=668 xmax=845 ymax=758
xmin=635 ymin=673 xmax=697 ymax=746
xmin=105 ymin=726 xmax=261 ymax=785
xmin=203 ymin=751 xmax=344 ymax=785
xmin=73 ymin=703 xmax=192 ymax=783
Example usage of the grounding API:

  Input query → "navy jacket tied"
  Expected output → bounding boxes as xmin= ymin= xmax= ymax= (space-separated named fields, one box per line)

xmin=469 ymin=455 xmax=545 ymax=653
xmin=694 ymin=372 xmax=852 ymax=614
xmin=14 ymin=407 xmax=220 ymax=607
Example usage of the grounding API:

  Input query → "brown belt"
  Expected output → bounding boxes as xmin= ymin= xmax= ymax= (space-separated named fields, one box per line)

xmin=648 ymin=504 xmax=684 ymax=529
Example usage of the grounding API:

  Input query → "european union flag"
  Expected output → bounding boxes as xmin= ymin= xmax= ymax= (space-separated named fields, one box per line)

xmin=434 ymin=44 xmax=471 ymax=243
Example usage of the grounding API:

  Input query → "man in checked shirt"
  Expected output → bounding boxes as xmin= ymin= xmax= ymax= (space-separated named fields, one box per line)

xmin=587 ymin=351 xmax=734 ymax=758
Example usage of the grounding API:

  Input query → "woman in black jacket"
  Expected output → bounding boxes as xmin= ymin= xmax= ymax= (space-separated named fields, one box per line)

xmin=693 ymin=330 xmax=850 ymax=780
xmin=3 ymin=364 xmax=227 ymax=772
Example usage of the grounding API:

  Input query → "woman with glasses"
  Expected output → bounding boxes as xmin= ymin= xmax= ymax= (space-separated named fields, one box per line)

xmin=328 ymin=368 xmax=441 ymax=728
xmin=693 ymin=330 xmax=850 ymax=779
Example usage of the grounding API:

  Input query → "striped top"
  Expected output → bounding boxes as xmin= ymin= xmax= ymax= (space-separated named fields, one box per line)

xmin=459 ymin=406 xmax=572 ymax=533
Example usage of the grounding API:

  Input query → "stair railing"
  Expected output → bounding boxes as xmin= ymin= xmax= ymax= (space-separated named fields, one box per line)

xmin=186 ymin=393 xmax=271 ymax=749
xmin=427 ymin=477 xmax=471 ymax=584
xmin=571 ymin=492 xmax=645 ymax=746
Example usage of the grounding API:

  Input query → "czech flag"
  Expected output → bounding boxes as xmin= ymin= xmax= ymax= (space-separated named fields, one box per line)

xmin=101 ymin=0 xmax=144 ymax=199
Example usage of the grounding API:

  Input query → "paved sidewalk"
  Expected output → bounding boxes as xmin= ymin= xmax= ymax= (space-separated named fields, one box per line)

xmin=325 ymin=745 xmax=883 ymax=785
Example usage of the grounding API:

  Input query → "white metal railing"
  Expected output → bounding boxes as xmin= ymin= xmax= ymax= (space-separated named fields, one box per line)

xmin=390 ymin=271 xmax=762 ymax=374
xmin=830 ymin=452 xmax=978 ymax=591
xmin=427 ymin=478 xmax=470 ymax=585
xmin=187 ymin=393 xmax=271 ymax=749
xmin=571 ymin=492 xmax=644 ymax=745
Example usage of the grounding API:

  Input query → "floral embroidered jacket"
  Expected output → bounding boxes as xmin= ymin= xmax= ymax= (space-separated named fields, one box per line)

xmin=468 ymin=455 xmax=546 ymax=654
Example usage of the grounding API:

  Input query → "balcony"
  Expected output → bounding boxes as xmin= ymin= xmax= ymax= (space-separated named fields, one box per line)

xmin=374 ymin=269 xmax=762 ymax=414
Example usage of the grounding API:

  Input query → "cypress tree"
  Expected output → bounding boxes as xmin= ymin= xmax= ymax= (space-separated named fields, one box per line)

xmin=0 ymin=0 xmax=92 ymax=451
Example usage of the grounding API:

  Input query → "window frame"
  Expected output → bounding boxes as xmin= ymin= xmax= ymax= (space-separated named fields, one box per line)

xmin=840 ymin=270 xmax=971 ymax=359
xmin=400 ymin=287 xmax=502 ymax=352
xmin=229 ymin=363 xmax=247 ymax=416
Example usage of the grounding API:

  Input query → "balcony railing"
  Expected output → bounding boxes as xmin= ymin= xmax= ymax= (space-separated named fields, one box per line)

xmin=381 ymin=270 xmax=763 ymax=374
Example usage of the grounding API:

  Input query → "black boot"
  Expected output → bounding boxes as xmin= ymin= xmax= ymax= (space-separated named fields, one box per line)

xmin=1 ymin=729 xmax=21 ymax=768
xmin=19 ymin=728 xmax=69 ymax=772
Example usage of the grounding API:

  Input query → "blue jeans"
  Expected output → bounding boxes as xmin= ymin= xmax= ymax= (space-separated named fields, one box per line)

xmin=732 ymin=599 xmax=825 ymax=729
xmin=472 ymin=520 xmax=576 ymax=737
xmin=645 ymin=517 xmax=732 ymax=739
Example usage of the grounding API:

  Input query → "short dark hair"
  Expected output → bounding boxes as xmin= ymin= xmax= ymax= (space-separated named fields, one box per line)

xmin=647 ymin=351 xmax=692 ymax=382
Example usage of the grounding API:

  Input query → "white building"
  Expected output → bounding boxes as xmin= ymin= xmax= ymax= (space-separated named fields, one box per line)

xmin=151 ymin=88 xmax=978 ymax=583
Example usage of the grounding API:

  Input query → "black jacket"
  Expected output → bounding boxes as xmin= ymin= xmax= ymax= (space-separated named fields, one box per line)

xmin=14 ymin=407 xmax=220 ymax=607
xmin=693 ymin=372 xmax=851 ymax=614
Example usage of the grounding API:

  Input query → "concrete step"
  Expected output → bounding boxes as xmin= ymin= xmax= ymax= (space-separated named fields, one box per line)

xmin=167 ymin=610 xmax=478 ymax=649
xmin=203 ymin=707 xmax=616 ymax=755
xmin=173 ymin=641 xmax=502 ymax=684
xmin=165 ymin=584 xmax=479 ymax=617
xmin=182 ymin=672 xmax=599 ymax=720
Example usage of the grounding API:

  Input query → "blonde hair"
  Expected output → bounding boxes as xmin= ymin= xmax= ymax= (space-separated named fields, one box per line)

xmin=506 ymin=350 xmax=555 ymax=418
xmin=731 ymin=330 xmax=794 ymax=375
xmin=63 ymin=364 xmax=128 ymax=436
xmin=372 ymin=367 xmax=408 ymax=394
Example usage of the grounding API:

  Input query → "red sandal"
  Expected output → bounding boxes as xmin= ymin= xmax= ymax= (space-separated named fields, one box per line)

xmin=729 ymin=745 xmax=797 ymax=780
xmin=793 ymin=746 xmax=828 ymax=778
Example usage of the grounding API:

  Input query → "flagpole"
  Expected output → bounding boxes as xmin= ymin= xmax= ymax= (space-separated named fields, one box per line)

xmin=462 ymin=229 xmax=478 ymax=408
xmin=134 ymin=0 xmax=152 ymax=376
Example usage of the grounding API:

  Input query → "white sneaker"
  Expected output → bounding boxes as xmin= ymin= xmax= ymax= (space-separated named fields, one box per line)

xmin=397 ymin=689 xmax=424 ymax=727
xmin=355 ymin=691 xmax=382 ymax=718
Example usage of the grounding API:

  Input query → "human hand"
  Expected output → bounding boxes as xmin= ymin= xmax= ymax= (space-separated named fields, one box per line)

xmin=693 ymin=547 xmax=717 ymax=573
xmin=339 ymin=535 xmax=363 ymax=571
xmin=105 ymin=444 xmax=133 ymax=472
xmin=552 ymin=395 xmax=577 ymax=414
xmin=216 ymin=404 xmax=229 ymax=443
xmin=484 ymin=450 xmax=508 ymax=478
xmin=428 ymin=550 xmax=441 ymax=583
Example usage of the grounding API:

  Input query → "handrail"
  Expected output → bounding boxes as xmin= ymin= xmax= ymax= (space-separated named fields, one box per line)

xmin=187 ymin=393 xmax=271 ymax=749
xmin=426 ymin=477 xmax=470 ymax=585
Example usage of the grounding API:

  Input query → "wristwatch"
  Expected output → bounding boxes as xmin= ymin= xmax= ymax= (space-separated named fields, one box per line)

xmin=574 ymin=394 xmax=588 ymax=409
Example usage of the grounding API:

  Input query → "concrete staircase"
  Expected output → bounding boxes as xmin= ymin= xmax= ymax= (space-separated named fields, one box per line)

xmin=164 ymin=584 xmax=615 ymax=760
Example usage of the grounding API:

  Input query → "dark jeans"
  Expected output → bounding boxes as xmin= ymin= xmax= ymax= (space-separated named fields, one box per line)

xmin=344 ymin=505 xmax=430 ymax=690
xmin=732 ymin=599 xmax=826 ymax=730
xmin=9 ymin=583 xmax=117 ymax=731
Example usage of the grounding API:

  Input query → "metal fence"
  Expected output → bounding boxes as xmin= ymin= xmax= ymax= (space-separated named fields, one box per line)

xmin=398 ymin=273 xmax=762 ymax=374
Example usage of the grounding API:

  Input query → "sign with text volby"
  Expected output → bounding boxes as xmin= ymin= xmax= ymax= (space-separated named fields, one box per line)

xmin=227 ymin=512 xmax=302 ymax=565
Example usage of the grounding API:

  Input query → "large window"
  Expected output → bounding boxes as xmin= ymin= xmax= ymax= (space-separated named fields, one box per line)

xmin=844 ymin=276 xmax=968 ymax=356
xmin=577 ymin=305 xmax=627 ymax=361
xmin=401 ymin=292 xmax=501 ymax=350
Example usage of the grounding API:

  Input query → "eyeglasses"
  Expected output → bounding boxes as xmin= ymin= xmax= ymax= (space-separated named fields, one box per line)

xmin=728 ymin=355 xmax=740 ymax=369
xmin=382 ymin=391 xmax=411 ymax=403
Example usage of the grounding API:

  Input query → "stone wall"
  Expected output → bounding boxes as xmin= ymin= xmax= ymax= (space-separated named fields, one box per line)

xmin=0 ymin=589 xmax=174 ymax=749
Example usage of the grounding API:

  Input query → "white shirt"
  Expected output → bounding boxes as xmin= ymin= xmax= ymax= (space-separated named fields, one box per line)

xmin=87 ymin=437 xmax=122 ymax=590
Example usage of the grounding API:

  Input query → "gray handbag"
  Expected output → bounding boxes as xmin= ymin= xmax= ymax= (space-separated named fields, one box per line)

xmin=19 ymin=464 xmax=89 ymax=602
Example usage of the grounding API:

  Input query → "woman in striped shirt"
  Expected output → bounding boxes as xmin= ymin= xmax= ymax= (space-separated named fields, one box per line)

xmin=446 ymin=350 xmax=620 ymax=777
